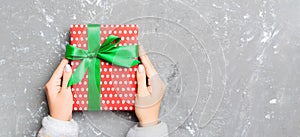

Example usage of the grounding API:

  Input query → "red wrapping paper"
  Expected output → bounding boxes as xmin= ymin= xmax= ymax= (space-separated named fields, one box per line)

xmin=69 ymin=24 xmax=139 ymax=111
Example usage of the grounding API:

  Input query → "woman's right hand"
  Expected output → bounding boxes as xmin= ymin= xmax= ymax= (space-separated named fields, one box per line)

xmin=135 ymin=50 xmax=166 ymax=127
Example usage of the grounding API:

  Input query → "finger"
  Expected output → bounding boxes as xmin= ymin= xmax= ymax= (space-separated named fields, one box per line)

xmin=51 ymin=58 xmax=69 ymax=80
xmin=147 ymin=77 xmax=151 ymax=86
xmin=147 ymin=86 xmax=152 ymax=94
xmin=61 ymin=64 xmax=72 ymax=90
xmin=149 ymin=74 xmax=166 ymax=97
xmin=138 ymin=45 xmax=146 ymax=56
xmin=139 ymin=53 xmax=158 ymax=78
xmin=136 ymin=74 xmax=166 ymax=108
xmin=62 ymin=86 xmax=72 ymax=97
xmin=55 ymin=79 xmax=61 ymax=86
xmin=44 ymin=82 xmax=61 ymax=100
xmin=136 ymin=64 xmax=150 ymax=97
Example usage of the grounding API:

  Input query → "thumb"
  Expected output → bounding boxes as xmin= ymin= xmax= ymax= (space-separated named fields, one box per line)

xmin=136 ymin=64 xmax=149 ymax=97
xmin=62 ymin=64 xmax=72 ymax=89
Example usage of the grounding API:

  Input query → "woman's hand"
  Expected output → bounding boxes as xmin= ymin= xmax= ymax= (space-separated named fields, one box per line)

xmin=135 ymin=49 xmax=166 ymax=127
xmin=44 ymin=58 xmax=73 ymax=121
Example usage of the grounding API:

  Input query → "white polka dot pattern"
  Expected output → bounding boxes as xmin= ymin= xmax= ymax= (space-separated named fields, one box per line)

xmin=70 ymin=24 xmax=138 ymax=111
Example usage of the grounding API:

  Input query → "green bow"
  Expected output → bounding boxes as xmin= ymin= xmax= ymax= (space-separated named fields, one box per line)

xmin=65 ymin=24 xmax=140 ymax=110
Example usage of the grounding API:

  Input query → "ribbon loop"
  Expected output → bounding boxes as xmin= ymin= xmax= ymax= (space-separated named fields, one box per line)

xmin=100 ymin=35 xmax=121 ymax=52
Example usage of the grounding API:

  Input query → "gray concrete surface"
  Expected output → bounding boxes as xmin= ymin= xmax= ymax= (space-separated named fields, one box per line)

xmin=0 ymin=0 xmax=300 ymax=136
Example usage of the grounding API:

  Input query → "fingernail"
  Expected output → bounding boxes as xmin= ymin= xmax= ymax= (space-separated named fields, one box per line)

xmin=65 ymin=64 xmax=71 ymax=73
xmin=138 ymin=64 xmax=144 ymax=73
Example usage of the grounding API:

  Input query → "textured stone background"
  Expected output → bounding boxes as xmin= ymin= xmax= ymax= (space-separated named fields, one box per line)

xmin=0 ymin=0 xmax=299 ymax=136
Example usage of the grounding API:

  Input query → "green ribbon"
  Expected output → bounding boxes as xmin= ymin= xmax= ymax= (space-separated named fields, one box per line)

xmin=65 ymin=24 xmax=140 ymax=110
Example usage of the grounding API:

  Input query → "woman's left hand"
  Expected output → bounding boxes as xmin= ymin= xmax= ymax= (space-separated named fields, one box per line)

xmin=44 ymin=58 xmax=73 ymax=121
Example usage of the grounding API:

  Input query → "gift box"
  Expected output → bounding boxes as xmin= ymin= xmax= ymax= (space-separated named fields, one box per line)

xmin=67 ymin=24 xmax=139 ymax=111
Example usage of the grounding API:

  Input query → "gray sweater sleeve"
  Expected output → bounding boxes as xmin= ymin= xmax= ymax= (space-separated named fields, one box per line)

xmin=126 ymin=121 xmax=169 ymax=137
xmin=38 ymin=116 xmax=78 ymax=137
xmin=38 ymin=116 xmax=167 ymax=137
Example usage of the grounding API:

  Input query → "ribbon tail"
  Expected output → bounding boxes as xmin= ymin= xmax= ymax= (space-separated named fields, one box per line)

xmin=67 ymin=59 xmax=91 ymax=87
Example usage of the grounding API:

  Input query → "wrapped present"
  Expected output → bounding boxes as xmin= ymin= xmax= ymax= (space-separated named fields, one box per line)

xmin=66 ymin=24 xmax=140 ymax=111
